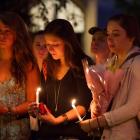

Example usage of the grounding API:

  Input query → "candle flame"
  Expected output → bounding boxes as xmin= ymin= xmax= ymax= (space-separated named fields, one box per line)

xmin=36 ymin=87 xmax=41 ymax=105
xmin=71 ymin=98 xmax=82 ymax=121
xmin=37 ymin=87 xmax=41 ymax=92
xmin=71 ymin=99 xmax=76 ymax=106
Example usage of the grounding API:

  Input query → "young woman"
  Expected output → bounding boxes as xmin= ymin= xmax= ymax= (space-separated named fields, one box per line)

xmin=80 ymin=14 xmax=140 ymax=140
xmin=0 ymin=12 xmax=40 ymax=140
xmin=30 ymin=19 xmax=93 ymax=140
xmin=32 ymin=31 xmax=48 ymax=71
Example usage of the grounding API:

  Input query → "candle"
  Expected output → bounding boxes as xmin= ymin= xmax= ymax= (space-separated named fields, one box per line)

xmin=71 ymin=99 xmax=82 ymax=121
xmin=36 ymin=87 xmax=41 ymax=105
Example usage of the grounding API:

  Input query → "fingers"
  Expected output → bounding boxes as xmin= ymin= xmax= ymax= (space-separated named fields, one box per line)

xmin=39 ymin=103 xmax=50 ymax=115
xmin=28 ymin=102 xmax=39 ymax=117
xmin=79 ymin=120 xmax=91 ymax=133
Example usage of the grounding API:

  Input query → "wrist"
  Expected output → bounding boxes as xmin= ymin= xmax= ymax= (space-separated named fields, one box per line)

xmin=89 ymin=118 xmax=98 ymax=129
xmin=7 ymin=107 xmax=19 ymax=118
xmin=62 ymin=113 xmax=69 ymax=124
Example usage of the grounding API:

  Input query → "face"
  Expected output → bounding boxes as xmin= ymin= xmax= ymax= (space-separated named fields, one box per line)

xmin=107 ymin=21 xmax=134 ymax=54
xmin=91 ymin=31 xmax=108 ymax=55
xmin=33 ymin=34 xmax=48 ymax=60
xmin=45 ymin=34 xmax=65 ymax=61
xmin=0 ymin=21 xmax=15 ymax=50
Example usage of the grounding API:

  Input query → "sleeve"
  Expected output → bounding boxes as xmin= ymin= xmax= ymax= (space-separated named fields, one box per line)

xmin=104 ymin=57 xmax=140 ymax=126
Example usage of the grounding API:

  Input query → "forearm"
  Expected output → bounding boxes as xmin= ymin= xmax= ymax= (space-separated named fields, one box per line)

xmin=11 ymin=101 xmax=32 ymax=115
xmin=90 ymin=115 xmax=108 ymax=129
xmin=56 ymin=106 xmax=86 ymax=124
xmin=104 ymin=102 xmax=140 ymax=126
xmin=65 ymin=105 xmax=86 ymax=121
xmin=0 ymin=106 xmax=8 ymax=115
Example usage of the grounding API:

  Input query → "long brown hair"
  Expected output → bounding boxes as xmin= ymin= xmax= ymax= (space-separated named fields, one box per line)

xmin=0 ymin=11 xmax=36 ymax=85
xmin=44 ymin=19 xmax=92 ymax=78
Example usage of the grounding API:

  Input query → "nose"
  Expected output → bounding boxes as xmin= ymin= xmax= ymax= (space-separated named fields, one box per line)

xmin=47 ymin=45 xmax=55 ymax=52
xmin=91 ymin=40 xmax=98 ymax=47
xmin=107 ymin=34 xmax=113 ymax=41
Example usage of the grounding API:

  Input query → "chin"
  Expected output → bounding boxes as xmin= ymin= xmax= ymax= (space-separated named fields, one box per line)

xmin=52 ymin=56 xmax=59 ymax=60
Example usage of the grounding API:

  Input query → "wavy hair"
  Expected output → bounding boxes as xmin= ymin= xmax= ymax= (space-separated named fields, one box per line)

xmin=0 ymin=12 xmax=36 ymax=85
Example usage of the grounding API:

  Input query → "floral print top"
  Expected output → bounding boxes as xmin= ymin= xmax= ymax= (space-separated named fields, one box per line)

xmin=0 ymin=78 xmax=30 ymax=140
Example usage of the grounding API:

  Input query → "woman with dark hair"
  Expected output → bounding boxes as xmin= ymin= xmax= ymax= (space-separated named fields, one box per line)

xmin=30 ymin=19 xmax=93 ymax=140
xmin=0 ymin=12 xmax=40 ymax=140
xmin=80 ymin=14 xmax=140 ymax=140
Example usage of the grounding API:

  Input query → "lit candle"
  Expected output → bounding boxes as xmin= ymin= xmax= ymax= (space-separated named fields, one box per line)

xmin=71 ymin=99 xmax=82 ymax=121
xmin=36 ymin=87 xmax=41 ymax=105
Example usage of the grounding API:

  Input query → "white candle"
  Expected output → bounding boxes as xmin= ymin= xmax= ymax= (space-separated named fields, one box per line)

xmin=71 ymin=99 xmax=82 ymax=121
xmin=36 ymin=87 xmax=41 ymax=104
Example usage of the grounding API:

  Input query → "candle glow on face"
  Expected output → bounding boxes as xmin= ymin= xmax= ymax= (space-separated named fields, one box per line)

xmin=36 ymin=87 xmax=41 ymax=104
xmin=71 ymin=99 xmax=82 ymax=121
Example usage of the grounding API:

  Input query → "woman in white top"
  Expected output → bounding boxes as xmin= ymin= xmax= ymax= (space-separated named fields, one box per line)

xmin=80 ymin=14 xmax=140 ymax=140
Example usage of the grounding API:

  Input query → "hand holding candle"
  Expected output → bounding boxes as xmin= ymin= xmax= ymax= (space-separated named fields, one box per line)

xmin=71 ymin=99 xmax=82 ymax=121
xmin=30 ymin=87 xmax=41 ymax=131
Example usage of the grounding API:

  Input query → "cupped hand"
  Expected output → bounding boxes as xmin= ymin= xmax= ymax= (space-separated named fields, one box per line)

xmin=79 ymin=119 xmax=92 ymax=133
xmin=28 ymin=102 xmax=39 ymax=118
xmin=38 ymin=112 xmax=59 ymax=125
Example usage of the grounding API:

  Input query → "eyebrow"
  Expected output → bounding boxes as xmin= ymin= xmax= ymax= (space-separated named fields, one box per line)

xmin=107 ymin=29 xmax=121 ymax=34
xmin=112 ymin=29 xmax=121 ymax=32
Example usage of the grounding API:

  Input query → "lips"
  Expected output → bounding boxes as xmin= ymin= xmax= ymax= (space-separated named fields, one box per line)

xmin=108 ymin=44 xmax=115 ymax=48
xmin=38 ymin=51 xmax=47 ymax=59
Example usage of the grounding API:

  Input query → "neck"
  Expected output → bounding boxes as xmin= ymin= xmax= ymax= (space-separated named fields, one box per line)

xmin=56 ymin=59 xmax=70 ymax=80
xmin=118 ymin=48 xmax=133 ymax=64
xmin=36 ymin=58 xmax=43 ymax=71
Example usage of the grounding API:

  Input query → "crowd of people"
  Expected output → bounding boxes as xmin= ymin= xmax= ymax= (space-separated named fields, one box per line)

xmin=0 ymin=11 xmax=140 ymax=140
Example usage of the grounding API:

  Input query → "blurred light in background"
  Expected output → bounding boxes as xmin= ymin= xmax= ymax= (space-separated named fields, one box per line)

xmin=29 ymin=0 xmax=84 ymax=33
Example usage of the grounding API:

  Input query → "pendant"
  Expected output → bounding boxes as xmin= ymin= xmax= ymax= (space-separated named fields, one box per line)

xmin=55 ymin=106 xmax=57 ymax=112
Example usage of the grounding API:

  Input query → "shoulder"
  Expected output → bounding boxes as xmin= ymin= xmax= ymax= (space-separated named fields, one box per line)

xmin=130 ymin=55 xmax=140 ymax=77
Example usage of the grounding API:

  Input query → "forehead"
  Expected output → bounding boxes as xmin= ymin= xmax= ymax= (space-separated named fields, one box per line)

xmin=0 ymin=21 xmax=10 ymax=29
xmin=107 ymin=21 xmax=124 ymax=32
xmin=45 ymin=34 xmax=63 ymax=43
xmin=92 ymin=31 xmax=106 ymax=38
xmin=34 ymin=34 xmax=45 ymax=42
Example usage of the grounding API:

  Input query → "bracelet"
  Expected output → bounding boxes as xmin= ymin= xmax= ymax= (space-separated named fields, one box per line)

xmin=62 ymin=113 xmax=69 ymax=123
xmin=7 ymin=107 xmax=19 ymax=119
xmin=97 ymin=117 xmax=102 ymax=135
xmin=96 ymin=117 xmax=101 ymax=128
xmin=7 ymin=107 xmax=12 ymax=115
xmin=88 ymin=119 xmax=93 ymax=131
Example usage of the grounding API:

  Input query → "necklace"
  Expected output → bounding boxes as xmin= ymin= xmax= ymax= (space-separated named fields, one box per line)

xmin=54 ymin=80 xmax=62 ymax=112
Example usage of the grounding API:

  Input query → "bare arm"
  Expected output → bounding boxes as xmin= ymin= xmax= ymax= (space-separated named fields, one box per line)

xmin=12 ymin=65 xmax=40 ymax=115
xmin=39 ymin=105 xmax=86 ymax=125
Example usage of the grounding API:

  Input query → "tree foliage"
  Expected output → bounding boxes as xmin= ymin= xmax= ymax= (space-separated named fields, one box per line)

xmin=115 ymin=0 xmax=140 ymax=18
